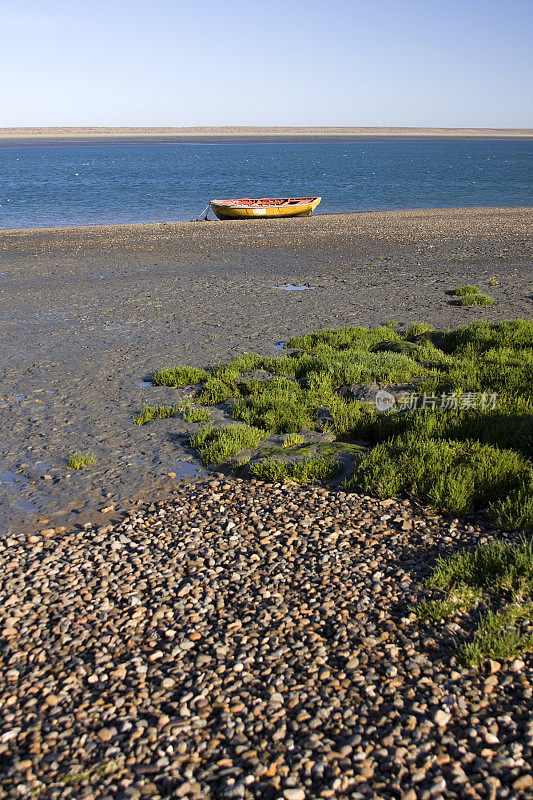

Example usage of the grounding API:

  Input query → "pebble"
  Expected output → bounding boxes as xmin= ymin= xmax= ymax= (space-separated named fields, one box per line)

xmin=0 ymin=478 xmax=530 ymax=799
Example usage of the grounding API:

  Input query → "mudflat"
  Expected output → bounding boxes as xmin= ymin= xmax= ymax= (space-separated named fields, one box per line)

xmin=0 ymin=207 xmax=531 ymax=533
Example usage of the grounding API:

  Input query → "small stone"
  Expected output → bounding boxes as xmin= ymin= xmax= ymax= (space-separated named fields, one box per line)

xmin=43 ymin=694 xmax=60 ymax=707
xmin=513 ymin=775 xmax=533 ymax=791
xmin=283 ymin=790 xmax=305 ymax=800
xmin=434 ymin=709 xmax=451 ymax=727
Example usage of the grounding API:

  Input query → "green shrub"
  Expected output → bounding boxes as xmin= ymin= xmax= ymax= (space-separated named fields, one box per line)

xmin=152 ymin=366 xmax=208 ymax=387
xmin=182 ymin=406 xmax=211 ymax=423
xmin=453 ymin=284 xmax=481 ymax=296
xmin=133 ymin=405 xmax=179 ymax=425
xmin=250 ymin=454 xmax=341 ymax=484
xmin=197 ymin=377 xmax=237 ymax=405
xmin=345 ymin=434 xmax=532 ymax=522
xmin=459 ymin=292 xmax=494 ymax=307
xmin=67 ymin=451 xmax=97 ymax=469
xmin=190 ymin=424 xmax=269 ymax=465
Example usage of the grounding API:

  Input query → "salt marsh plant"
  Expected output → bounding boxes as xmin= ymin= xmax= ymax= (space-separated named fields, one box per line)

xmin=147 ymin=319 xmax=532 ymax=529
xmin=182 ymin=405 xmax=211 ymax=423
xmin=250 ymin=453 xmax=341 ymax=484
xmin=416 ymin=538 xmax=533 ymax=665
xmin=452 ymin=284 xmax=494 ymax=306
xmin=133 ymin=405 xmax=179 ymax=425
xmin=453 ymin=284 xmax=482 ymax=296
xmin=152 ymin=366 xmax=208 ymax=387
xmin=67 ymin=451 xmax=97 ymax=469
xmin=190 ymin=424 xmax=269 ymax=465
xmin=459 ymin=292 xmax=494 ymax=307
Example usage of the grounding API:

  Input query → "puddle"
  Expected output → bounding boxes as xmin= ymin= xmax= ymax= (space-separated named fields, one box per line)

xmin=139 ymin=381 xmax=152 ymax=388
xmin=34 ymin=462 xmax=52 ymax=473
xmin=273 ymin=284 xmax=315 ymax=291
xmin=17 ymin=499 xmax=38 ymax=513
xmin=0 ymin=471 xmax=29 ymax=486
xmin=166 ymin=461 xmax=202 ymax=479
xmin=274 ymin=341 xmax=287 ymax=350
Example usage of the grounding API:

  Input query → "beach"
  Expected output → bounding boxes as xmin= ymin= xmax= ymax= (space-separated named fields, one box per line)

xmin=1 ymin=206 xmax=532 ymax=798
xmin=1 ymin=126 xmax=532 ymax=140
xmin=0 ymin=207 xmax=531 ymax=534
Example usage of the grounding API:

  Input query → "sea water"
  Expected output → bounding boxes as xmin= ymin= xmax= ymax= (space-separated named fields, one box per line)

xmin=0 ymin=137 xmax=530 ymax=229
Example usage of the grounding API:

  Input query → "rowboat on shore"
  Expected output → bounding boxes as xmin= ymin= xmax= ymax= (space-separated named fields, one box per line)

xmin=210 ymin=196 xmax=321 ymax=220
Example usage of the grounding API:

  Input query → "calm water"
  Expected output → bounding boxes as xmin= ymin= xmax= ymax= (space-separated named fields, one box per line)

xmin=0 ymin=138 xmax=531 ymax=229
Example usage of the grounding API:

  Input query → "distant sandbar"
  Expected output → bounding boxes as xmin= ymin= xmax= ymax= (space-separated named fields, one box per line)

xmin=1 ymin=126 xmax=532 ymax=140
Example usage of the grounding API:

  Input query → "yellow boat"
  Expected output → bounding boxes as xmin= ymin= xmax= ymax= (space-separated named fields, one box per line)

xmin=210 ymin=196 xmax=321 ymax=220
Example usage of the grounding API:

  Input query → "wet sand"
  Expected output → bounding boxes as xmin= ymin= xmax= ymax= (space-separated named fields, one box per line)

xmin=0 ymin=207 xmax=531 ymax=533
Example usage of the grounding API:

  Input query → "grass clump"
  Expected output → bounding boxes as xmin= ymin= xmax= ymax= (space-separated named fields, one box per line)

xmin=416 ymin=538 xmax=533 ymax=666
xmin=152 ymin=366 xmax=208 ymax=387
xmin=413 ymin=588 xmax=481 ymax=622
xmin=133 ymin=405 xmax=179 ymax=425
xmin=67 ymin=451 xmax=97 ymax=469
xmin=459 ymin=292 xmax=494 ymax=307
xmin=453 ymin=284 xmax=482 ymax=296
xmin=427 ymin=538 xmax=533 ymax=599
xmin=190 ymin=424 xmax=269 ymax=465
xmin=182 ymin=405 xmax=211 ymax=423
xmin=457 ymin=603 xmax=533 ymax=666
xmin=282 ymin=433 xmax=305 ymax=447
xmin=250 ymin=453 xmax=341 ymax=484
xmin=451 ymin=284 xmax=494 ymax=307
xmin=197 ymin=377 xmax=237 ymax=405
xmin=345 ymin=435 xmax=533 ymax=527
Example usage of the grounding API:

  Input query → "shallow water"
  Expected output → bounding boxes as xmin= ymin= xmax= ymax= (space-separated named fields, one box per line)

xmin=273 ymin=285 xmax=315 ymax=291
xmin=0 ymin=138 xmax=531 ymax=228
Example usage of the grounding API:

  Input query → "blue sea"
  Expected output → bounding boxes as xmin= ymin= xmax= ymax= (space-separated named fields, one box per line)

xmin=0 ymin=137 xmax=531 ymax=229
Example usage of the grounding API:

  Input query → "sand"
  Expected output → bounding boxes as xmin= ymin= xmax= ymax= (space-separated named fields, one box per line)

xmin=1 ymin=126 xmax=532 ymax=140
xmin=0 ymin=207 xmax=531 ymax=534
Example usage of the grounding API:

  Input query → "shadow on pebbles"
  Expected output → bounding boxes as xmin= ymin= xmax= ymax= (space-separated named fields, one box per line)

xmin=0 ymin=479 xmax=531 ymax=799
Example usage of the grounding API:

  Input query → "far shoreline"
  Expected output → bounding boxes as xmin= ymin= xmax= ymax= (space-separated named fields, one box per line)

xmin=1 ymin=125 xmax=532 ymax=141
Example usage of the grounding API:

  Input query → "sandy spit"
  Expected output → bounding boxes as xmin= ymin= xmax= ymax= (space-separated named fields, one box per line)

xmin=1 ymin=126 xmax=532 ymax=139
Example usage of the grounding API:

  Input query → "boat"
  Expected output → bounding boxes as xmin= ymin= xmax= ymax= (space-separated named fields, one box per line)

xmin=210 ymin=196 xmax=321 ymax=220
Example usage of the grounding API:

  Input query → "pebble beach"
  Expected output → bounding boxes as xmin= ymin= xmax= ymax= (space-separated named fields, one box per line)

xmin=0 ymin=207 xmax=532 ymax=798
xmin=1 ymin=479 xmax=531 ymax=799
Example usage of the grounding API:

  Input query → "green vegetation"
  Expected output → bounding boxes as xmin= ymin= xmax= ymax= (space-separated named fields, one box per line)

xmin=416 ymin=539 xmax=533 ymax=666
xmin=250 ymin=453 xmax=341 ymax=484
xmin=152 ymin=366 xmax=208 ymax=387
xmin=458 ymin=603 xmax=533 ymax=665
xmin=147 ymin=319 xmax=532 ymax=528
xmin=67 ymin=451 xmax=97 ymax=469
xmin=452 ymin=284 xmax=494 ymax=306
xmin=133 ymin=405 xmax=179 ymax=425
xmin=453 ymin=284 xmax=482 ymax=296
xmin=282 ymin=432 xmax=305 ymax=448
xmin=190 ymin=424 xmax=269 ymax=465
xmin=182 ymin=405 xmax=211 ymax=423
xmin=459 ymin=292 xmax=494 ymax=307
xmin=488 ymin=277 xmax=500 ymax=286
xmin=345 ymin=435 xmax=533 ymax=528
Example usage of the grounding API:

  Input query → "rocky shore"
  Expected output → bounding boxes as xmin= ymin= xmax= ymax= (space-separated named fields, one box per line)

xmin=1 ymin=479 xmax=531 ymax=799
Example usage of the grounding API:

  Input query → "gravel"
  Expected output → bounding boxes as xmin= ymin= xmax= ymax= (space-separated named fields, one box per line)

xmin=1 ymin=478 xmax=531 ymax=799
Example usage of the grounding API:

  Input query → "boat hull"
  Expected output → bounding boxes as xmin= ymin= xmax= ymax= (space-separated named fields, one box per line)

xmin=210 ymin=197 xmax=321 ymax=220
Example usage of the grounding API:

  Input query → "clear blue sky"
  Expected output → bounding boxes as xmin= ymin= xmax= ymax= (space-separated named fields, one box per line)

xmin=2 ymin=0 xmax=531 ymax=127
